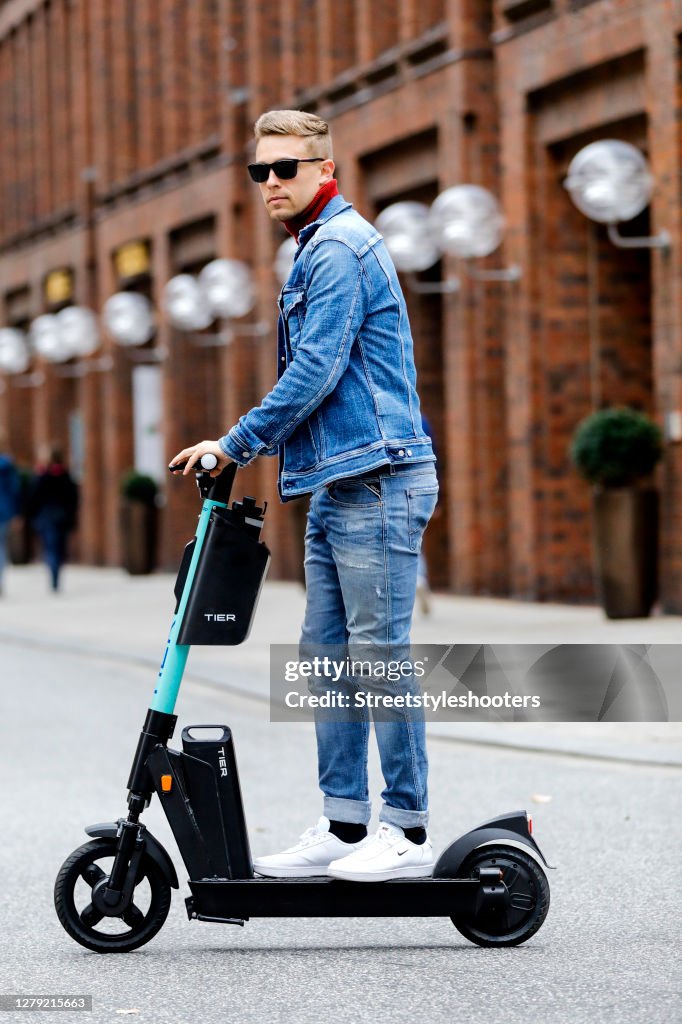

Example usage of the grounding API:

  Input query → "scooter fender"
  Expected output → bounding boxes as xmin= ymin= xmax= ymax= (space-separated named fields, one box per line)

xmin=85 ymin=821 xmax=179 ymax=889
xmin=433 ymin=811 xmax=553 ymax=878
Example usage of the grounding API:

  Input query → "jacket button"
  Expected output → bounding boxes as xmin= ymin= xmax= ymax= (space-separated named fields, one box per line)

xmin=398 ymin=449 xmax=405 ymax=457
xmin=242 ymin=451 xmax=250 ymax=458
xmin=407 ymin=449 xmax=412 ymax=456
xmin=281 ymin=356 xmax=285 ymax=362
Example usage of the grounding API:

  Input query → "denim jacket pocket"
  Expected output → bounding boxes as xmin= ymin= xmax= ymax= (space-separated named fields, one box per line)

xmin=407 ymin=485 xmax=439 ymax=552
xmin=280 ymin=287 xmax=306 ymax=353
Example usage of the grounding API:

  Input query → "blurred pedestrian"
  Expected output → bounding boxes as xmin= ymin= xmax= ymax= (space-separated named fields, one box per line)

xmin=0 ymin=436 xmax=21 ymax=596
xmin=29 ymin=450 xmax=79 ymax=592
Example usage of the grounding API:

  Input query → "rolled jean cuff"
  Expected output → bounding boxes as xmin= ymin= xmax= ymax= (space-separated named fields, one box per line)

xmin=379 ymin=804 xmax=429 ymax=829
xmin=323 ymin=796 xmax=372 ymax=825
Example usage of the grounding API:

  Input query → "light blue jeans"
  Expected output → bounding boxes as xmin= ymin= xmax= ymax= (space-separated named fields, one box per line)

xmin=300 ymin=462 xmax=438 ymax=829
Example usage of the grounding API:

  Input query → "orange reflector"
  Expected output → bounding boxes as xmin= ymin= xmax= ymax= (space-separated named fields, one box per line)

xmin=161 ymin=775 xmax=173 ymax=792
xmin=527 ymin=814 xmax=533 ymax=835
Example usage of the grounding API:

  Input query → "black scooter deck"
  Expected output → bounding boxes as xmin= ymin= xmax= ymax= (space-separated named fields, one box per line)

xmin=187 ymin=877 xmax=481 ymax=921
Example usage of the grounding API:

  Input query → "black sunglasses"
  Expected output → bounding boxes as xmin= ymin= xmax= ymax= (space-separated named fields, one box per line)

xmin=247 ymin=158 xmax=324 ymax=183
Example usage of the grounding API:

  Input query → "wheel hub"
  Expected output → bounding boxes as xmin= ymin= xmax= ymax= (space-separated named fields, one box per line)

xmin=91 ymin=876 xmax=130 ymax=917
xmin=476 ymin=865 xmax=509 ymax=917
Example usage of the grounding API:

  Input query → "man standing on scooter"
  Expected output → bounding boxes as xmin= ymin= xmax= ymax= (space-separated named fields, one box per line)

xmin=170 ymin=110 xmax=438 ymax=882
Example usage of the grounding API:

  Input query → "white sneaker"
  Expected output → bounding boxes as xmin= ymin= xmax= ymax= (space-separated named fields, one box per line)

xmin=328 ymin=823 xmax=434 ymax=881
xmin=253 ymin=817 xmax=368 ymax=878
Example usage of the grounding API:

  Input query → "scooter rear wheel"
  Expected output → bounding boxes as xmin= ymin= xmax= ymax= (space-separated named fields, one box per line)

xmin=54 ymin=838 xmax=171 ymax=953
xmin=448 ymin=844 xmax=550 ymax=947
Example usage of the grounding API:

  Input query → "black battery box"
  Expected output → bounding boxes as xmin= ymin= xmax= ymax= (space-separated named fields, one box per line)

xmin=175 ymin=496 xmax=270 ymax=645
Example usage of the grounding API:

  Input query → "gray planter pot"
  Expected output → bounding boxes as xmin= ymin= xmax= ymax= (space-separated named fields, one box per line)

xmin=120 ymin=500 xmax=158 ymax=575
xmin=592 ymin=486 xmax=658 ymax=618
xmin=8 ymin=516 xmax=35 ymax=564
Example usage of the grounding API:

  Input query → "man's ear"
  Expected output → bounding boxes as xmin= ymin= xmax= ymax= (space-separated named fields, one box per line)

xmin=320 ymin=159 xmax=335 ymax=183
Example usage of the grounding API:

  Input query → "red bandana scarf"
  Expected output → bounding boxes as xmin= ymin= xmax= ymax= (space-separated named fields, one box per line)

xmin=283 ymin=179 xmax=340 ymax=242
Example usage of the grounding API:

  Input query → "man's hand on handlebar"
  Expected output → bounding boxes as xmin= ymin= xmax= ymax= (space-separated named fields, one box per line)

xmin=169 ymin=440 xmax=232 ymax=478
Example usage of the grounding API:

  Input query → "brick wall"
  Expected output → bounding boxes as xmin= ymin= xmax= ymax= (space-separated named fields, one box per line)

xmin=1 ymin=0 xmax=681 ymax=609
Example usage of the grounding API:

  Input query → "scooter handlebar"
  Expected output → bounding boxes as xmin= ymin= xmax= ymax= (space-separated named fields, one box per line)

xmin=169 ymin=453 xmax=219 ymax=474
xmin=169 ymin=455 xmax=238 ymax=504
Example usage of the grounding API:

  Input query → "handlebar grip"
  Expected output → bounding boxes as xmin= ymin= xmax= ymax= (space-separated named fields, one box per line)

xmin=169 ymin=453 xmax=219 ymax=474
xmin=168 ymin=455 xmax=238 ymax=503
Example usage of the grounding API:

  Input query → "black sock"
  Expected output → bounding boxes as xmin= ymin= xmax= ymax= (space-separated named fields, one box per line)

xmin=328 ymin=820 xmax=368 ymax=843
xmin=403 ymin=826 xmax=427 ymax=845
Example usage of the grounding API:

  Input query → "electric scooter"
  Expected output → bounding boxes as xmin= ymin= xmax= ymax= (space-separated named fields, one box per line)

xmin=54 ymin=459 xmax=552 ymax=953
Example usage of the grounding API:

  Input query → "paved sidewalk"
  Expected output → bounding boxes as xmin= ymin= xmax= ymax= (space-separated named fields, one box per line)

xmin=1 ymin=563 xmax=680 ymax=765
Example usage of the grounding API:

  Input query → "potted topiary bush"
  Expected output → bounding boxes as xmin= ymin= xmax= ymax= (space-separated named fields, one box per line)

xmin=120 ymin=470 xmax=159 ymax=575
xmin=570 ymin=407 xmax=663 ymax=618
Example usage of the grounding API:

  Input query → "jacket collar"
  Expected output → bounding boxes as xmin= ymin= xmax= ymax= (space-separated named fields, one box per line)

xmin=296 ymin=194 xmax=352 ymax=250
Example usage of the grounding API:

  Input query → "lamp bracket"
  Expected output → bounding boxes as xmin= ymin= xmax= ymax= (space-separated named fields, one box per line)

xmin=10 ymin=371 xmax=46 ymax=388
xmin=186 ymin=321 xmax=269 ymax=346
xmin=405 ymin=274 xmax=460 ymax=295
xmin=52 ymin=355 xmax=115 ymax=377
xmin=123 ymin=347 xmax=167 ymax=363
xmin=607 ymin=223 xmax=671 ymax=250
xmin=463 ymin=261 xmax=522 ymax=282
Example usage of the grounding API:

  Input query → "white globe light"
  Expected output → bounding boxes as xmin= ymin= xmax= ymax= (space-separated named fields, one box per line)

xmin=0 ymin=328 xmax=29 ymax=374
xmin=30 ymin=314 xmax=72 ymax=362
xmin=198 ymin=259 xmax=255 ymax=319
xmin=564 ymin=140 xmax=654 ymax=224
xmin=162 ymin=274 xmax=212 ymax=331
xmin=429 ymin=186 xmax=504 ymax=259
xmin=375 ymin=202 xmax=440 ymax=272
xmin=275 ymin=237 xmax=297 ymax=285
xmin=103 ymin=292 xmax=155 ymax=346
xmin=55 ymin=305 xmax=100 ymax=358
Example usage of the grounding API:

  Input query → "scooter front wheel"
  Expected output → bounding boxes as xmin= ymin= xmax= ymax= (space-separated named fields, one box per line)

xmin=54 ymin=838 xmax=171 ymax=953
xmin=447 ymin=844 xmax=550 ymax=947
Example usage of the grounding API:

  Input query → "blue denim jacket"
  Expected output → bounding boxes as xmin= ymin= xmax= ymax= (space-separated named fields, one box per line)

xmin=218 ymin=194 xmax=434 ymax=500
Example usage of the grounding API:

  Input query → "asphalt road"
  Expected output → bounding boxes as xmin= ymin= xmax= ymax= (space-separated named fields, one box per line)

xmin=1 ymin=641 xmax=680 ymax=1024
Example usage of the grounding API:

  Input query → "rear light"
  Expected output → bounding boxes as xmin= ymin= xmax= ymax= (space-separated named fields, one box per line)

xmin=527 ymin=813 xmax=533 ymax=835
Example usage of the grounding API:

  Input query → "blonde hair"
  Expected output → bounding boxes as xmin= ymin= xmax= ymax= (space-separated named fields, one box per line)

xmin=254 ymin=110 xmax=333 ymax=159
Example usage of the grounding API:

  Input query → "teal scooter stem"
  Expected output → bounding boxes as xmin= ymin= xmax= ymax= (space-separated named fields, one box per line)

xmin=124 ymin=456 xmax=252 ymax=813
xmin=151 ymin=455 xmax=229 ymax=716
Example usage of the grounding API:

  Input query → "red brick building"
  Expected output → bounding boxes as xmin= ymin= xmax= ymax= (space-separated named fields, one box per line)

xmin=1 ymin=0 xmax=680 ymax=609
